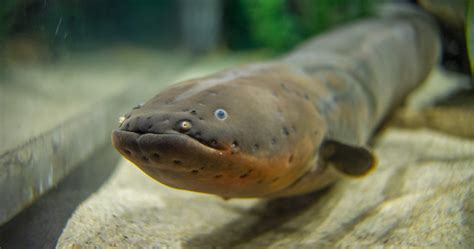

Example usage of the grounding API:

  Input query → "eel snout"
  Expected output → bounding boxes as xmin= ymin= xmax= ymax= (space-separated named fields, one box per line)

xmin=111 ymin=129 xmax=296 ymax=198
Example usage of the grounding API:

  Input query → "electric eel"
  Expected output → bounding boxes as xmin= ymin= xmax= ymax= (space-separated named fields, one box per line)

xmin=111 ymin=6 xmax=440 ymax=198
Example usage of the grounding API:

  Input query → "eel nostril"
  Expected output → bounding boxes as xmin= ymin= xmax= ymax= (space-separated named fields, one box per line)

xmin=136 ymin=116 xmax=148 ymax=133
xmin=173 ymin=159 xmax=182 ymax=165
xmin=124 ymin=149 xmax=131 ymax=155
xmin=252 ymin=144 xmax=259 ymax=152
xmin=232 ymin=141 xmax=239 ymax=148
xmin=152 ymin=153 xmax=160 ymax=160
xmin=122 ymin=115 xmax=157 ymax=133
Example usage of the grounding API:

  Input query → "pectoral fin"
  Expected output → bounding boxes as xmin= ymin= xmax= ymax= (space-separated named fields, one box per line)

xmin=321 ymin=140 xmax=377 ymax=177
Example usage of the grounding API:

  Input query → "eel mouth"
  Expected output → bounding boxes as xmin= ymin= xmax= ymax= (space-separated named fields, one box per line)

xmin=111 ymin=129 xmax=250 ymax=196
xmin=111 ymin=129 xmax=222 ymax=172
xmin=111 ymin=129 xmax=293 ymax=198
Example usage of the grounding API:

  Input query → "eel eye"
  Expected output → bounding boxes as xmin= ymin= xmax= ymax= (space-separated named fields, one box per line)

xmin=178 ymin=120 xmax=193 ymax=131
xmin=214 ymin=109 xmax=228 ymax=120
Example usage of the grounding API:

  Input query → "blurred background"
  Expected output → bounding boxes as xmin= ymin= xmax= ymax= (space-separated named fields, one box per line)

xmin=0 ymin=0 xmax=376 ymax=60
xmin=0 ymin=0 xmax=470 ymax=69
xmin=0 ymin=0 xmax=471 ymax=248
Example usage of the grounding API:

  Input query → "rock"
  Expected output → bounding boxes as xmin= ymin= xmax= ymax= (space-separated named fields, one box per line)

xmin=418 ymin=0 xmax=466 ymax=29
xmin=418 ymin=0 xmax=470 ymax=74
xmin=0 ymin=49 xmax=190 ymax=226
xmin=56 ymin=126 xmax=474 ymax=248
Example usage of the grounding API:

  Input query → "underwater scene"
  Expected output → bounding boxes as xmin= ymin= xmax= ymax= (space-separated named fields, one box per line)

xmin=0 ymin=0 xmax=473 ymax=248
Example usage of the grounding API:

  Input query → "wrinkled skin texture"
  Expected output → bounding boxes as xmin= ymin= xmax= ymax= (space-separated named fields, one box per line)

xmin=112 ymin=8 xmax=440 ymax=198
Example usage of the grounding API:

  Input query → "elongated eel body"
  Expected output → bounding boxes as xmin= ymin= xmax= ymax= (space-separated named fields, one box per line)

xmin=112 ymin=7 xmax=439 ymax=198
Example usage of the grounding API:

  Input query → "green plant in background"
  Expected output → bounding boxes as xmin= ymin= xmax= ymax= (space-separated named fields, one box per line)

xmin=238 ymin=0 xmax=374 ymax=53
xmin=241 ymin=0 xmax=303 ymax=52
xmin=298 ymin=0 xmax=373 ymax=36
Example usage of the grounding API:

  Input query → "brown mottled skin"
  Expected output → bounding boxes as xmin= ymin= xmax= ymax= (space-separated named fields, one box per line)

xmin=112 ymin=7 xmax=440 ymax=198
